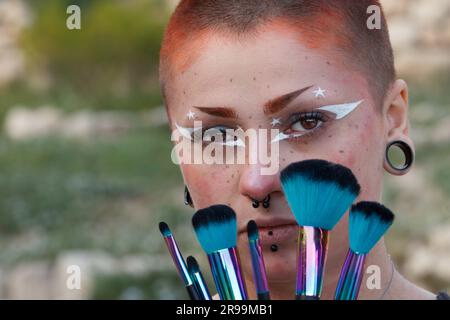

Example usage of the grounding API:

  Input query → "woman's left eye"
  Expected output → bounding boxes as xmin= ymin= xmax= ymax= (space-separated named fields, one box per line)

xmin=289 ymin=112 xmax=327 ymax=133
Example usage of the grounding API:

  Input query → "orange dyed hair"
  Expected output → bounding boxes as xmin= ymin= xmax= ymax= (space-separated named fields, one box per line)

xmin=159 ymin=0 xmax=395 ymax=107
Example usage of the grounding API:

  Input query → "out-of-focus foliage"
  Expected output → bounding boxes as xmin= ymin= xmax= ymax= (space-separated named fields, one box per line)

xmin=20 ymin=0 xmax=168 ymax=110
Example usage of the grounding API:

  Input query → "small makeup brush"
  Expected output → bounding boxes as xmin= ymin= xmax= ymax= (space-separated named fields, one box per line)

xmin=335 ymin=201 xmax=394 ymax=300
xmin=159 ymin=222 xmax=200 ymax=300
xmin=187 ymin=256 xmax=212 ymax=300
xmin=247 ymin=220 xmax=270 ymax=300
xmin=280 ymin=159 xmax=361 ymax=300
xmin=192 ymin=205 xmax=248 ymax=300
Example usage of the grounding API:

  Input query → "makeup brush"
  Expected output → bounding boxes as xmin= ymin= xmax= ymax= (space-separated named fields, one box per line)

xmin=247 ymin=220 xmax=270 ymax=300
xmin=159 ymin=222 xmax=200 ymax=300
xmin=335 ymin=201 xmax=394 ymax=300
xmin=280 ymin=159 xmax=361 ymax=300
xmin=187 ymin=256 xmax=212 ymax=300
xmin=192 ymin=205 xmax=248 ymax=300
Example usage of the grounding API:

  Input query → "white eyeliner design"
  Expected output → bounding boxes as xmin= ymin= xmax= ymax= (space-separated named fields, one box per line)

xmin=317 ymin=100 xmax=363 ymax=119
xmin=271 ymin=100 xmax=364 ymax=143
xmin=313 ymin=87 xmax=326 ymax=98
xmin=271 ymin=118 xmax=282 ymax=127
xmin=176 ymin=100 xmax=363 ymax=145
xmin=187 ymin=111 xmax=196 ymax=120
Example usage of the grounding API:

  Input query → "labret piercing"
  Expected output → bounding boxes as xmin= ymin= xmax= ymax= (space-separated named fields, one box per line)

xmin=268 ymin=231 xmax=278 ymax=252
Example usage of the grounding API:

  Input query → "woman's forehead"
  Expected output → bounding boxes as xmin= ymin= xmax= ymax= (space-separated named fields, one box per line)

xmin=167 ymin=32 xmax=368 ymax=114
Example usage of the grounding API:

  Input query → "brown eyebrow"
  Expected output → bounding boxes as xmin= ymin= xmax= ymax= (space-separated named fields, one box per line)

xmin=193 ymin=106 xmax=238 ymax=119
xmin=263 ymin=85 xmax=313 ymax=115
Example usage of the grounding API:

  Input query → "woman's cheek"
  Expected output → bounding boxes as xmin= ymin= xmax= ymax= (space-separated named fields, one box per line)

xmin=182 ymin=164 xmax=238 ymax=207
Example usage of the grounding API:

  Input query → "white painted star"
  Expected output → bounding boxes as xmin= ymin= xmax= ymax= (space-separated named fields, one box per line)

xmin=270 ymin=118 xmax=282 ymax=127
xmin=313 ymin=87 xmax=326 ymax=98
xmin=187 ymin=111 xmax=196 ymax=120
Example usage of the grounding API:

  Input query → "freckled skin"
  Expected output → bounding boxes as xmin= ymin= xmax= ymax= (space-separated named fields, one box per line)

xmin=165 ymin=26 xmax=430 ymax=299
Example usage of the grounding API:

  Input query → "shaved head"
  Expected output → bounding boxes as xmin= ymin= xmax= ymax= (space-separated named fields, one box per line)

xmin=159 ymin=0 xmax=395 ymax=108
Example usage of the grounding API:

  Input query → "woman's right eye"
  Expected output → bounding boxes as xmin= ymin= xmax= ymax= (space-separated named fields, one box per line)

xmin=202 ymin=126 xmax=237 ymax=145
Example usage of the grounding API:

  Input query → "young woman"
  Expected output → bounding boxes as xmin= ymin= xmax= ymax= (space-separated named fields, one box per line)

xmin=159 ymin=0 xmax=445 ymax=300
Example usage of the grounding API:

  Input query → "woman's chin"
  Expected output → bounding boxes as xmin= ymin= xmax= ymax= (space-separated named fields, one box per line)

xmin=263 ymin=249 xmax=297 ymax=283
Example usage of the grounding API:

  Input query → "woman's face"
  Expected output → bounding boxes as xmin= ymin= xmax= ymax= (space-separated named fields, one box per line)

xmin=166 ymin=26 xmax=387 ymax=287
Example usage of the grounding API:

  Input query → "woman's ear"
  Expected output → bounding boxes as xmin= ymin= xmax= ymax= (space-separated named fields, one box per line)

xmin=382 ymin=79 xmax=415 ymax=175
xmin=383 ymin=79 xmax=410 ymax=139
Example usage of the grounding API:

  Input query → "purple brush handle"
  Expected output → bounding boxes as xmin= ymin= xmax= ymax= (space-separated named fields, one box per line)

xmin=249 ymin=239 xmax=270 ymax=299
xmin=296 ymin=226 xmax=329 ymax=300
xmin=163 ymin=235 xmax=192 ymax=286
xmin=334 ymin=249 xmax=366 ymax=300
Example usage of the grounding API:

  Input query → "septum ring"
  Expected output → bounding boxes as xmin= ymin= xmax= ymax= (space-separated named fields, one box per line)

xmin=252 ymin=195 xmax=271 ymax=209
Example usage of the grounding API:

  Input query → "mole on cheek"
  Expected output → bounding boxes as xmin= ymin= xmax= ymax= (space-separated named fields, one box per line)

xmin=230 ymin=78 xmax=233 ymax=82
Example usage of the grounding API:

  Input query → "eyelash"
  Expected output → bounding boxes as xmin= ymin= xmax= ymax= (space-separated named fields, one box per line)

xmin=196 ymin=111 xmax=330 ymax=145
xmin=285 ymin=111 xmax=329 ymax=141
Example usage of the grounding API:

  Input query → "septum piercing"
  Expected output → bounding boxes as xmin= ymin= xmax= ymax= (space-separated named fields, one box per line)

xmin=252 ymin=195 xmax=271 ymax=209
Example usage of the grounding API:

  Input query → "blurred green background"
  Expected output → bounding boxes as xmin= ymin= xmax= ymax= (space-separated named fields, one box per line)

xmin=0 ymin=0 xmax=448 ymax=299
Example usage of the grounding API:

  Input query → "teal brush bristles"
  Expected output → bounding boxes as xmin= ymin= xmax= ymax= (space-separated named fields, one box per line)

xmin=158 ymin=222 xmax=172 ymax=237
xmin=349 ymin=201 xmax=394 ymax=254
xmin=280 ymin=159 xmax=361 ymax=230
xmin=192 ymin=205 xmax=237 ymax=254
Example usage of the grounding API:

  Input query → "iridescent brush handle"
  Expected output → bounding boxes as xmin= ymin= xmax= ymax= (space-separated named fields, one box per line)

xmin=249 ymin=238 xmax=270 ymax=300
xmin=208 ymin=247 xmax=248 ymax=300
xmin=163 ymin=236 xmax=200 ymax=300
xmin=296 ymin=226 xmax=329 ymax=300
xmin=334 ymin=249 xmax=366 ymax=300
xmin=190 ymin=268 xmax=212 ymax=300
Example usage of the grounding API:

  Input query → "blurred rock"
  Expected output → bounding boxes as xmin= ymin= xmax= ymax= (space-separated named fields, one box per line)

xmin=380 ymin=0 xmax=450 ymax=78
xmin=0 ymin=0 xmax=30 ymax=86
xmin=7 ymin=261 xmax=53 ymax=299
xmin=3 ymin=106 xmax=168 ymax=140
xmin=0 ymin=268 xmax=5 ymax=299
xmin=52 ymin=251 xmax=117 ymax=299
xmin=405 ymin=225 xmax=450 ymax=283
xmin=51 ymin=251 xmax=171 ymax=299
xmin=4 ymin=106 xmax=62 ymax=140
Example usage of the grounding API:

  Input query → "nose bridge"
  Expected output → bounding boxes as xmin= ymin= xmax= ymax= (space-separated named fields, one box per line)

xmin=238 ymin=162 xmax=280 ymax=201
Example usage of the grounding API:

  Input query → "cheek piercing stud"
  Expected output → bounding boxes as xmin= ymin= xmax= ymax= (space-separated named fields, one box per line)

xmin=270 ymin=244 xmax=278 ymax=252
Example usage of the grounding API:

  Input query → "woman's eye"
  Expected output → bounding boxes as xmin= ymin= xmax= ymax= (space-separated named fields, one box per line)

xmin=203 ymin=127 xmax=236 ymax=144
xmin=290 ymin=113 xmax=325 ymax=132
xmin=292 ymin=118 xmax=321 ymax=131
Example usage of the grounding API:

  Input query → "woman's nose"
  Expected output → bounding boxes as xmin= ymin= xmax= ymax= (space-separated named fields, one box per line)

xmin=238 ymin=164 xmax=280 ymax=202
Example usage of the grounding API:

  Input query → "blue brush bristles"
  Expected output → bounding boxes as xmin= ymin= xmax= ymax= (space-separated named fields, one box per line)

xmin=280 ymin=159 xmax=361 ymax=230
xmin=187 ymin=256 xmax=200 ymax=273
xmin=349 ymin=201 xmax=394 ymax=254
xmin=158 ymin=221 xmax=172 ymax=237
xmin=247 ymin=220 xmax=259 ymax=241
xmin=192 ymin=205 xmax=237 ymax=254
